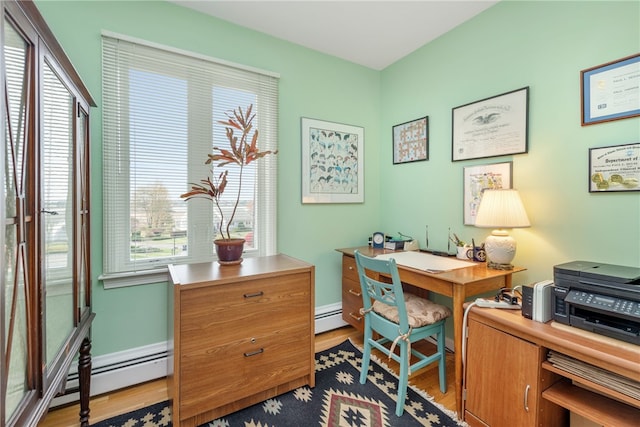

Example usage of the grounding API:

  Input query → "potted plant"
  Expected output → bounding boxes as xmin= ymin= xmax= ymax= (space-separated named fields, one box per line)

xmin=181 ymin=105 xmax=277 ymax=265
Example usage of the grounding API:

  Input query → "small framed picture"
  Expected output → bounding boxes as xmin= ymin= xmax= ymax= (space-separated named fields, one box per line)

xmin=589 ymin=143 xmax=639 ymax=192
xmin=392 ymin=116 xmax=428 ymax=164
xmin=463 ymin=162 xmax=513 ymax=224
xmin=581 ymin=54 xmax=640 ymax=126
xmin=301 ymin=117 xmax=364 ymax=203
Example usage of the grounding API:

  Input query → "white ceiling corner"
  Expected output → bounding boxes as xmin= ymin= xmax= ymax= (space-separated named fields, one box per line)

xmin=169 ymin=0 xmax=499 ymax=70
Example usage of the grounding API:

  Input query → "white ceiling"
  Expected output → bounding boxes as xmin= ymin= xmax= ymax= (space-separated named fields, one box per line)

xmin=170 ymin=1 xmax=499 ymax=70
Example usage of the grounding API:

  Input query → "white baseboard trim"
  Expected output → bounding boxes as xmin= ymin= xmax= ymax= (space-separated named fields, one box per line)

xmin=52 ymin=305 xmax=455 ymax=408
xmin=314 ymin=302 xmax=348 ymax=333
xmin=52 ymin=303 xmax=348 ymax=407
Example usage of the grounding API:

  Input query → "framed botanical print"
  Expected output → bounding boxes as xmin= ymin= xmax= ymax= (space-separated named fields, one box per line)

xmin=301 ymin=117 xmax=364 ymax=203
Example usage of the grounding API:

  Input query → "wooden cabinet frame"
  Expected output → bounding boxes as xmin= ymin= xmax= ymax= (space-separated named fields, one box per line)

xmin=1 ymin=1 xmax=95 ymax=426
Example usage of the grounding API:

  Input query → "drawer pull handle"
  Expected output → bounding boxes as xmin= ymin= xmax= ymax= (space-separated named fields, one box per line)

xmin=348 ymin=266 xmax=354 ymax=271
xmin=349 ymin=312 xmax=363 ymax=322
xmin=244 ymin=348 xmax=264 ymax=357
xmin=348 ymin=289 xmax=361 ymax=297
xmin=244 ymin=291 xmax=264 ymax=298
xmin=523 ymin=384 xmax=530 ymax=412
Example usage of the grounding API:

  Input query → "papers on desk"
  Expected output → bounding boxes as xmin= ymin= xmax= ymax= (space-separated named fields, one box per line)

xmin=375 ymin=251 xmax=474 ymax=273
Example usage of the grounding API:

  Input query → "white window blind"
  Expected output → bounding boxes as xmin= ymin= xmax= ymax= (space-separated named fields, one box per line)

xmin=101 ymin=32 xmax=279 ymax=287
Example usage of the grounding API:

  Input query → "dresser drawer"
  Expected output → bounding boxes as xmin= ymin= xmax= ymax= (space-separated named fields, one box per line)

xmin=180 ymin=273 xmax=310 ymax=350
xmin=179 ymin=322 xmax=310 ymax=420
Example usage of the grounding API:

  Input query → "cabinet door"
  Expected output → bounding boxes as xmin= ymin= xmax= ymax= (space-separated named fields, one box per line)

xmin=2 ymin=10 xmax=37 ymax=421
xmin=41 ymin=56 xmax=75 ymax=371
xmin=76 ymin=105 xmax=91 ymax=322
xmin=465 ymin=318 xmax=540 ymax=426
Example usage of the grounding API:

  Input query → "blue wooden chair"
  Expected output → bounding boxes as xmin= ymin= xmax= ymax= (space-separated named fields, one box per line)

xmin=354 ymin=250 xmax=451 ymax=416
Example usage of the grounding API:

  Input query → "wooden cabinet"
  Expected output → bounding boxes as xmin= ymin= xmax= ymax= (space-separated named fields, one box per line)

xmin=464 ymin=307 xmax=640 ymax=427
xmin=168 ymin=255 xmax=315 ymax=427
xmin=464 ymin=318 xmax=562 ymax=427
xmin=1 ymin=1 xmax=96 ymax=426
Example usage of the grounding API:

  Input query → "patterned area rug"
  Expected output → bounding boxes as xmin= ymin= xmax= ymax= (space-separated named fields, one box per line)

xmin=91 ymin=340 xmax=466 ymax=426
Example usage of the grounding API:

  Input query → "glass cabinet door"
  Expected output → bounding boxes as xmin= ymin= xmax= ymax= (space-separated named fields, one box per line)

xmin=77 ymin=107 xmax=90 ymax=320
xmin=41 ymin=59 xmax=75 ymax=368
xmin=3 ymin=15 xmax=34 ymax=421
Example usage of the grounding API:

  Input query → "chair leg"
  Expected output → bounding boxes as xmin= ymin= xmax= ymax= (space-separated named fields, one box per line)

xmin=360 ymin=328 xmax=372 ymax=385
xmin=396 ymin=341 xmax=409 ymax=416
xmin=437 ymin=324 xmax=447 ymax=394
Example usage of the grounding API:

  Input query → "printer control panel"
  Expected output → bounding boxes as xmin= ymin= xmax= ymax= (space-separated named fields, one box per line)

xmin=567 ymin=290 xmax=640 ymax=319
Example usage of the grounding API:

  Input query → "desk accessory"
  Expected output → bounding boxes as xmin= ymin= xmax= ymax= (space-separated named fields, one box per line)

xmin=372 ymin=231 xmax=385 ymax=249
xmin=422 ymin=225 xmax=455 ymax=256
xmin=522 ymin=280 xmax=554 ymax=321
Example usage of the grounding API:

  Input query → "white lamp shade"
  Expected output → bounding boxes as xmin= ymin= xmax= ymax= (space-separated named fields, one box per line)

xmin=474 ymin=189 xmax=530 ymax=228
xmin=474 ymin=189 xmax=530 ymax=267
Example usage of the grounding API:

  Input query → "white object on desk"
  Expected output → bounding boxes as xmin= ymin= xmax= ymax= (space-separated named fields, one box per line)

xmin=404 ymin=240 xmax=420 ymax=251
xmin=375 ymin=251 xmax=474 ymax=272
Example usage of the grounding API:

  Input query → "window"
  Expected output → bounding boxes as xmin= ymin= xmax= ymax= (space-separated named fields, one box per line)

xmin=101 ymin=33 xmax=279 ymax=287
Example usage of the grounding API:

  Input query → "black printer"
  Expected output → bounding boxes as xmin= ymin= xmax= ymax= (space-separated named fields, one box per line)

xmin=552 ymin=261 xmax=640 ymax=345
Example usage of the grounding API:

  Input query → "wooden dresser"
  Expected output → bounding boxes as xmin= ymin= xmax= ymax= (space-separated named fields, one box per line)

xmin=168 ymin=255 xmax=315 ymax=427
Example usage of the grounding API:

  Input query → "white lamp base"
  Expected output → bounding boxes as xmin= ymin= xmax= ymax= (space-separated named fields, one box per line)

xmin=484 ymin=229 xmax=517 ymax=269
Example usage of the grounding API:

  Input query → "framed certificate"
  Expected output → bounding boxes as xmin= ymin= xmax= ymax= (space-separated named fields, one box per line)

xmin=452 ymin=87 xmax=529 ymax=161
xmin=589 ymin=143 xmax=639 ymax=192
xmin=581 ymin=53 xmax=640 ymax=126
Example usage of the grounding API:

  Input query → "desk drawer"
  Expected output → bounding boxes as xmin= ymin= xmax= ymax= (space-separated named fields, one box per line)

xmin=342 ymin=277 xmax=364 ymax=329
xmin=342 ymin=255 xmax=359 ymax=282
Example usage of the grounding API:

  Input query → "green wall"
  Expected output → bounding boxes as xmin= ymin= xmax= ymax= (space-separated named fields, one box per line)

xmin=379 ymin=0 xmax=640 ymax=286
xmin=35 ymin=0 xmax=639 ymax=357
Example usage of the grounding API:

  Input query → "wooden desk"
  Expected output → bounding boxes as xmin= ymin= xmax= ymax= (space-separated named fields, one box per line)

xmin=336 ymin=246 xmax=525 ymax=416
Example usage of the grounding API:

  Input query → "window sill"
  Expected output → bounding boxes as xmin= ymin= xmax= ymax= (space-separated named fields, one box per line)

xmin=99 ymin=268 xmax=170 ymax=289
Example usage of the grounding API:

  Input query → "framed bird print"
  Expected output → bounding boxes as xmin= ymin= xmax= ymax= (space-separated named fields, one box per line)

xmin=301 ymin=117 xmax=364 ymax=203
xmin=452 ymin=87 xmax=529 ymax=161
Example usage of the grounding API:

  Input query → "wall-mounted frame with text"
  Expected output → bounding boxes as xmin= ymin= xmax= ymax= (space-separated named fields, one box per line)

xmin=589 ymin=143 xmax=639 ymax=192
xmin=452 ymin=87 xmax=529 ymax=161
xmin=581 ymin=53 xmax=640 ymax=126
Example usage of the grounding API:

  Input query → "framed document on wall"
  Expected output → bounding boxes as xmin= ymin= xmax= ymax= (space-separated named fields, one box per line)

xmin=581 ymin=53 xmax=640 ymax=126
xmin=452 ymin=87 xmax=529 ymax=162
xmin=589 ymin=143 xmax=639 ymax=192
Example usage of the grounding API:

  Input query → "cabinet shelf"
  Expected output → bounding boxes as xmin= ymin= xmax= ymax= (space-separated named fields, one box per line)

xmin=542 ymin=380 xmax=640 ymax=427
xmin=542 ymin=360 xmax=640 ymax=409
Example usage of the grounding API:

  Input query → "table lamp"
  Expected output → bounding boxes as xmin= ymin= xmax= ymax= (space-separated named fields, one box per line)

xmin=474 ymin=189 xmax=530 ymax=270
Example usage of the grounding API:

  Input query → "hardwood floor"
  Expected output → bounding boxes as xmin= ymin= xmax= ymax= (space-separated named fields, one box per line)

xmin=39 ymin=325 xmax=456 ymax=426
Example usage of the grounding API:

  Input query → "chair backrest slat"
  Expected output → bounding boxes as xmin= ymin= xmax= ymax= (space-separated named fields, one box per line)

xmin=354 ymin=250 xmax=409 ymax=330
